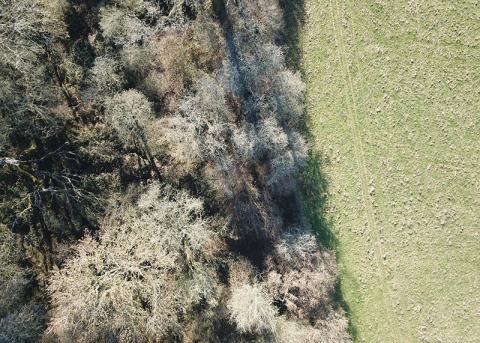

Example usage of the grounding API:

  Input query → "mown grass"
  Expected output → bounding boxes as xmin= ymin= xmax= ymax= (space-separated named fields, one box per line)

xmin=301 ymin=1 xmax=480 ymax=342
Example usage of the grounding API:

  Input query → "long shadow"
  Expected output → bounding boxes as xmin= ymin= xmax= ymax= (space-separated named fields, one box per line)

xmin=278 ymin=0 xmax=305 ymax=69
xmin=299 ymin=152 xmax=337 ymax=249
xmin=300 ymin=151 xmax=358 ymax=340
xmin=212 ymin=0 xmax=258 ymax=123
xmin=279 ymin=0 xmax=358 ymax=340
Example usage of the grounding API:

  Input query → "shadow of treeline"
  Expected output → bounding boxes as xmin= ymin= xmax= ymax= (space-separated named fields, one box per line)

xmin=299 ymin=152 xmax=358 ymax=340
xmin=278 ymin=0 xmax=305 ymax=69
xmin=279 ymin=0 xmax=358 ymax=339
xmin=299 ymin=152 xmax=337 ymax=249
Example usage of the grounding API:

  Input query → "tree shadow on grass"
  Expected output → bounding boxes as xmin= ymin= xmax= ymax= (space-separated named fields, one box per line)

xmin=299 ymin=152 xmax=337 ymax=249
xmin=299 ymin=150 xmax=360 ymax=340
xmin=278 ymin=0 xmax=305 ymax=70
xmin=279 ymin=0 xmax=358 ymax=339
xmin=299 ymin=108 xmax=360 ymax=343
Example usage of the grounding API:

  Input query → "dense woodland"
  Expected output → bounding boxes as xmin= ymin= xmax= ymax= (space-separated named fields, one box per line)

xmin=0 ymin=0 xmax=350 ymax=341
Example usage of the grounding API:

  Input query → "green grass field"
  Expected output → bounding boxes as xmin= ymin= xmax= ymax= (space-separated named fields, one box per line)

xmin=301 ymin=1 xmax=480 ymax=341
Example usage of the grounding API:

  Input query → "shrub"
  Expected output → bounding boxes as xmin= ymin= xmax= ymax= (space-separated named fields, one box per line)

xmin=0 ymin=226 xmax=46 ymax=343
xmin=0 ymin=0 xmax=68 ymax=140
xmin=275 ymin=315 xmax=352 ymax=343
xmin=0 ymin=227 xmax=28 ymax=316
xmin=158 ymin=75 xmax=233 ymax=167
xmin=99 ymin=3 xmax=160 ymax=47
xmin=0 ymin=304 xmax=46 ymax=343
xmin=228 ymin=257 xmax=256 ymax=288
xmin=232 ymin=124 xmax=259 ymax=162
xmin=269 ymin=132 xmax=308 ymax=195
xmin=157 ymin=30 xmax=218 ymax=112
xmin=253 ymin=117 xmax=308 ymax=192
xmin=0 ymin=117 xmax=8 ymax=154
xmin=47 ymin=183 xmax=219 ymax=342
xmin=150 ymin=20 xmax=225 ymax=109
xmin=270 ymin=70 xmax=305 ymax=128
xmin=227 ymin=0 xmax=283 ymax=45
xmin=86 ymin=56 xmax=125 ymax=99
xmin=258 ymin=117 xmax=290 ymax=156
xmin=153 ymin=31 xmax=199 ymax=108
xmin=228 ymin=283 xmax=276 ymax=334
xmin=0 ymin=0 xmax=68 ymax=72
xmin=268 ymin=151 xmax=297 ymax=188
xmin=264 ymin=230 xmax=338 ymax=320
xmin=155 ymin=115 xmax=203 ymax=173
xmin=178 ymin=76 xmax=233 ymax=158
xmin=240 ymin=43 xmax=285 ymax=95
xmin=190 ymin=14 xmax=226 ymax=72
xmin=268 ymin=136 xmax=307 ymax=190
xmin=104 ymin=89 xmax=153 ymax=147
xmin=121 ymin=39 xmax=162 ymax=81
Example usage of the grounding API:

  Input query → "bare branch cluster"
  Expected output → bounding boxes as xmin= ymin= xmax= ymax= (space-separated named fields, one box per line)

xmin=48 ymin=183 xmax=218 ymax=342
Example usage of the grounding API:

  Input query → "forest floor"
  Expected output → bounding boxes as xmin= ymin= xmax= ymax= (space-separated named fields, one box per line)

xmin=300 ymin=1 xmax=480 ymax=341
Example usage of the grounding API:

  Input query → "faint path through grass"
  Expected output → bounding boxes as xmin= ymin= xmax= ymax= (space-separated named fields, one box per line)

xmin=327 ymin=0 xmax=404 ymax=340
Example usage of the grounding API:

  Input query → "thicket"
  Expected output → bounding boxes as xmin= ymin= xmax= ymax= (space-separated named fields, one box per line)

xmin=0 ymin=0 xmax=351 ymax=341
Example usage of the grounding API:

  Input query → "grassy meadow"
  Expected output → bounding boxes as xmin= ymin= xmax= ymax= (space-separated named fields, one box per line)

xmin=301 ymin=1 xmax=480 ymax=341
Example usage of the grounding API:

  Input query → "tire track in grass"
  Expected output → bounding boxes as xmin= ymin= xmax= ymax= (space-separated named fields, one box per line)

xmin=328 ymin=1 xmax=406 ymax=340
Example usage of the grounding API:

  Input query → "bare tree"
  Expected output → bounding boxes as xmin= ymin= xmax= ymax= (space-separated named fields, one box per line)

xmin=159 ymin=75 xmax=233 ymax=168
xmin=48 ymin=183 xmax=219 ymax=343
xmin=228 ymin=283 xmax=277 ymax=334
xmin=99 ymin=2 xmax=161 ymax=47
xmin=104 ymin=89 xmax=161 ymax=179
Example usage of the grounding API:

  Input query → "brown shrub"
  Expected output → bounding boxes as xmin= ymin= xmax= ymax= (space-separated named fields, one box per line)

xmin=228 ymin=257 xmax=256 ymax=288
xmin=264 ymin=230 xmax=338 ymax=320
xmin=154 ymin=22 xmax=226 ymax=111
xmin=227 ymin=0 xmax=283 ymax=44
xmin=275 ymin=315 xmax=352 ymax=343
xmin=228 ymin=283 xmax=277 ymax=334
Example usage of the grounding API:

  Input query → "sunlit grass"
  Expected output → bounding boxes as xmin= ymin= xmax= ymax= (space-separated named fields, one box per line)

xmin=302 ymin=1 xmax=480 ymax=341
